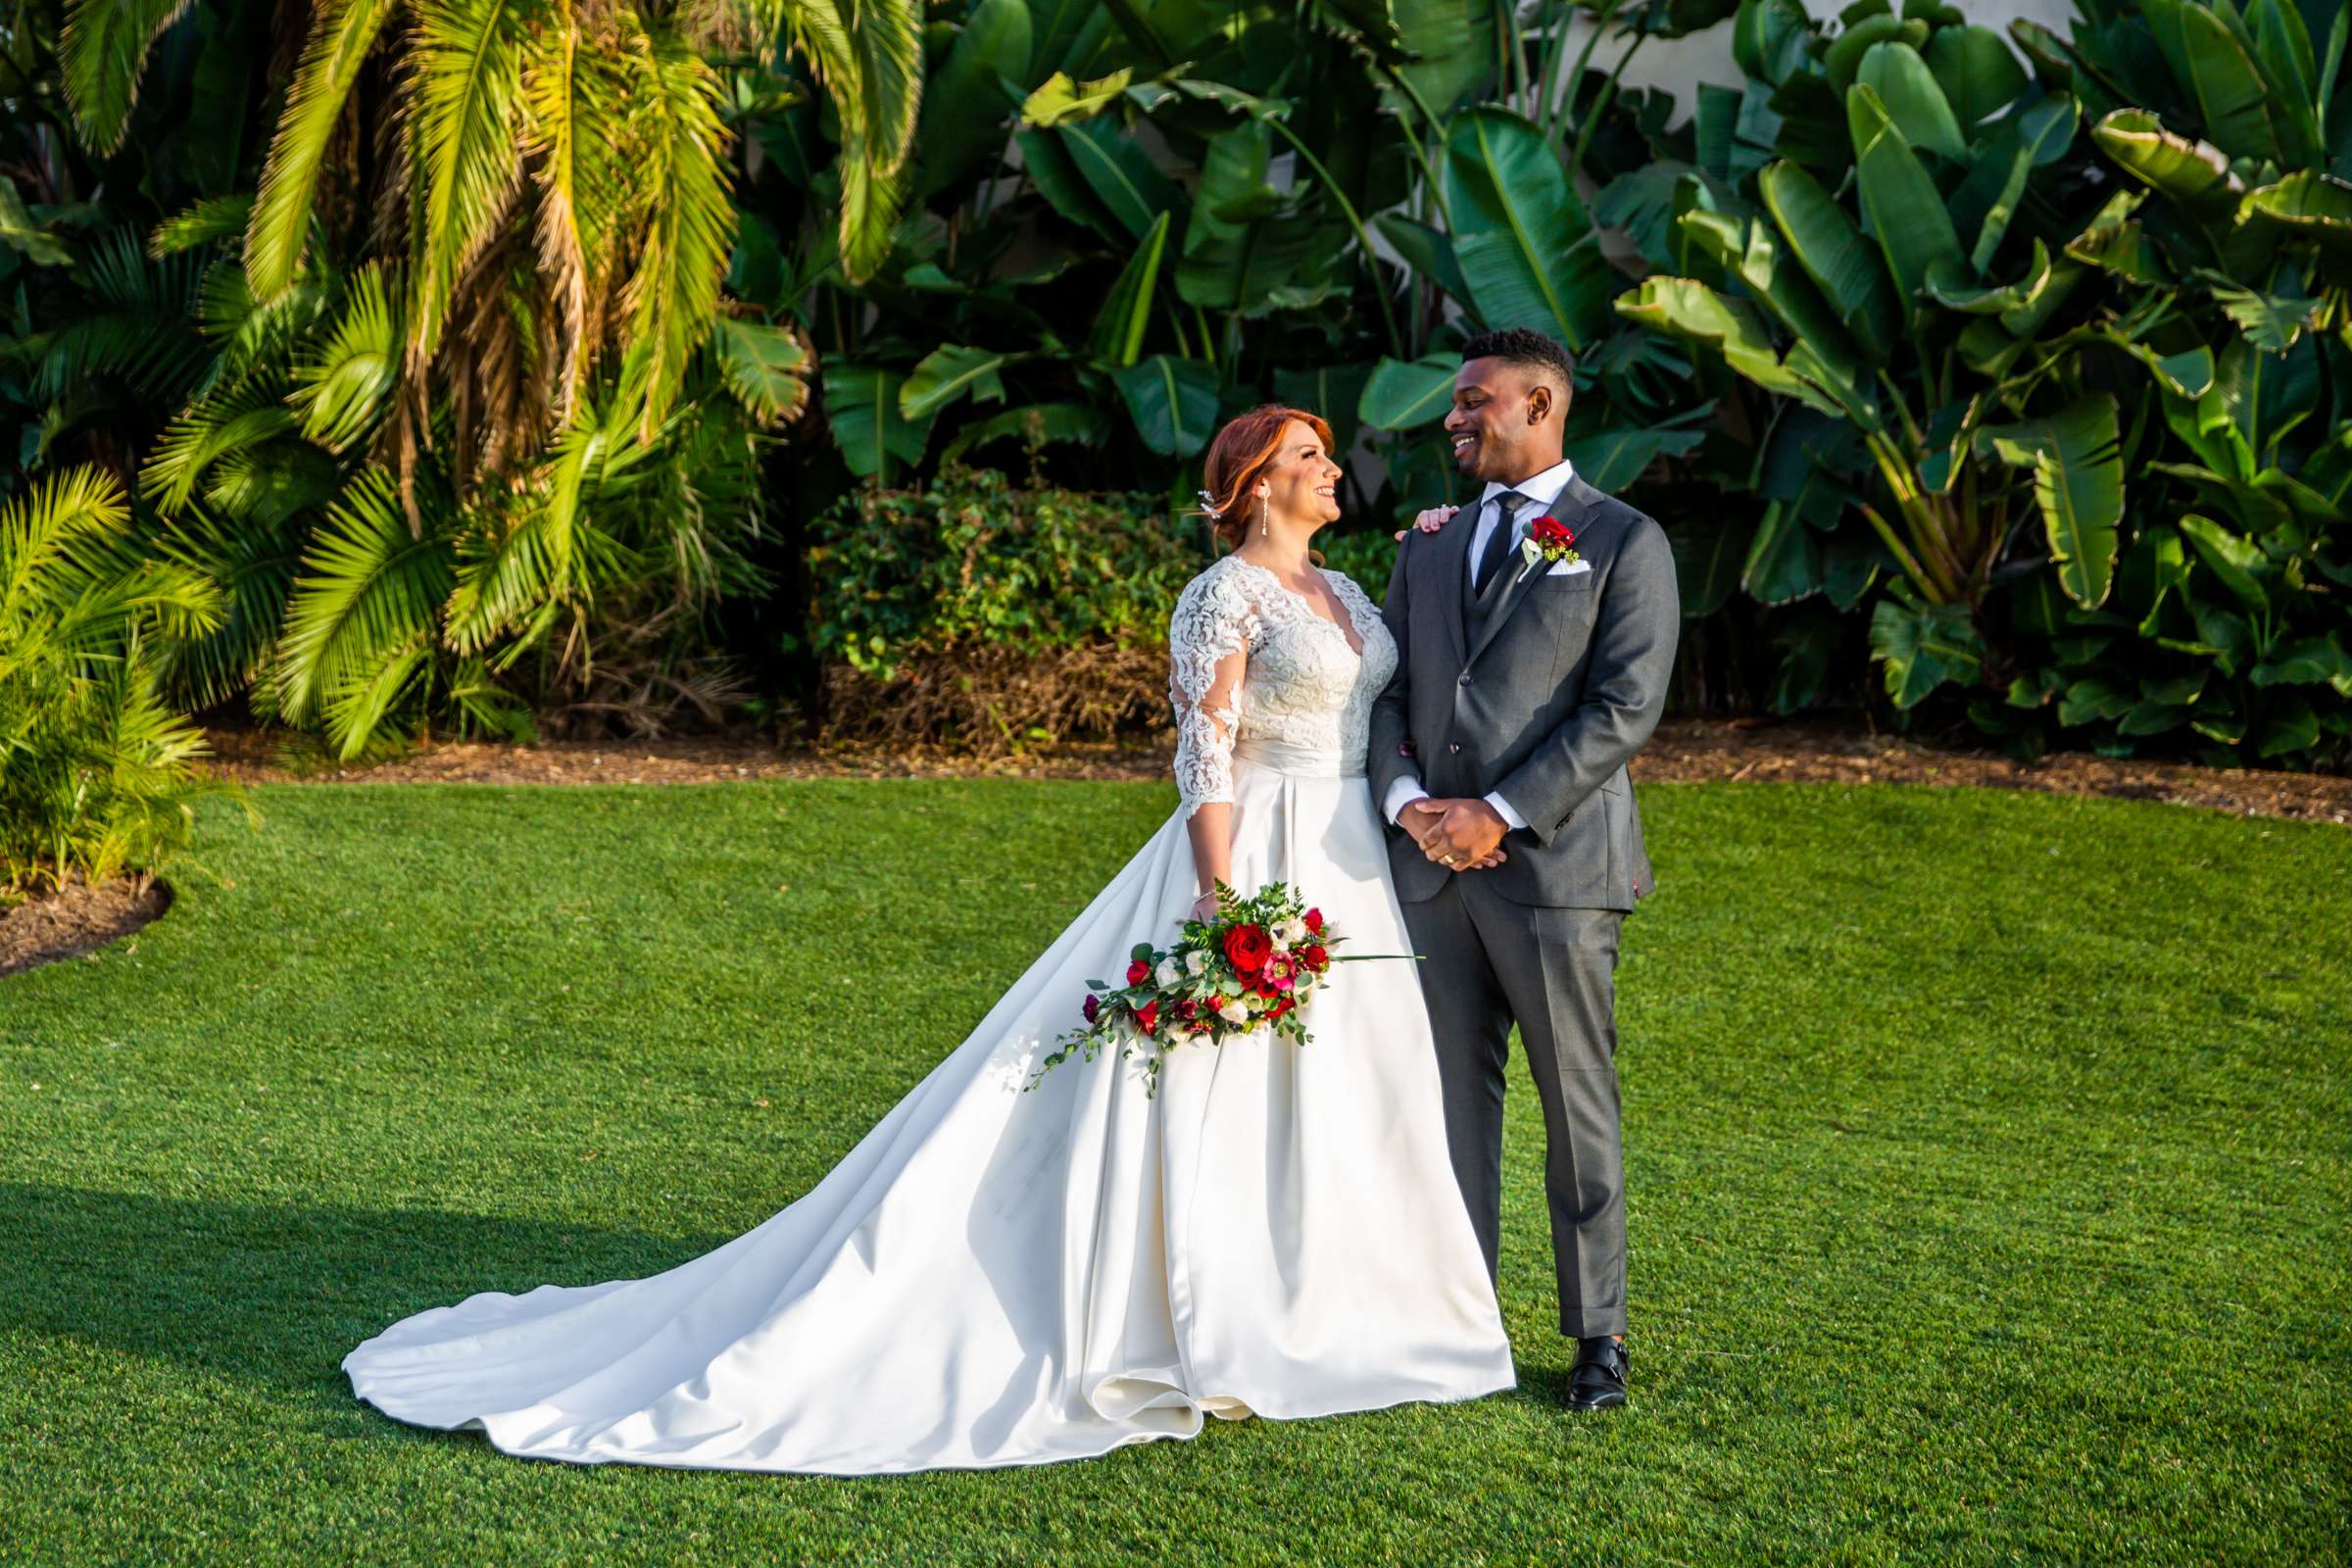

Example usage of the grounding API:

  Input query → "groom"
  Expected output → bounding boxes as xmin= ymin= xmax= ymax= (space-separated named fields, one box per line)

xmin=1367 ymin=327 xmax=1679 ymax=1412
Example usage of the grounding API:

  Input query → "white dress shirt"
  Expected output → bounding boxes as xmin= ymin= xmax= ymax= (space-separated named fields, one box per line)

xmin=1383 ymin=457 xmax=1578 ymax=837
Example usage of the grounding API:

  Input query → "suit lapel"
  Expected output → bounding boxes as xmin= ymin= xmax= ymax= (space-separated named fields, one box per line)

xmin=1464 ymin=476 xmax=1603 ymax=668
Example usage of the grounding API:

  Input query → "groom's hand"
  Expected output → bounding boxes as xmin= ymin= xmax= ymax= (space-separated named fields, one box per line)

xmin=1400 ymin=798 xmax=1508 ymax=870
xmin=1413 ymin=798 xmax=1508 ymax=867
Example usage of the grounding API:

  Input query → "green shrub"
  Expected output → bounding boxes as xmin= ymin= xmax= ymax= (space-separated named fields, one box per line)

xmin=0 ymin=468 xmax=236 ymax=902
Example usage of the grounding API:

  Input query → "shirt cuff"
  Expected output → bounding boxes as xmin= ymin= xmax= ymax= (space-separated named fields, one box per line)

xmin=1383 ymin=777 xmax=1431 ymax=827
xmin=1483 ymin=790 xmax=1528 ymax=832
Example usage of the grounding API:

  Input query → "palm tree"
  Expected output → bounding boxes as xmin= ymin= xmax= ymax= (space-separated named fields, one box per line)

xmin=0 ymin=466 xmax=228 ymax=897
xmin=62 ymin=0 xmax=920 ymax=480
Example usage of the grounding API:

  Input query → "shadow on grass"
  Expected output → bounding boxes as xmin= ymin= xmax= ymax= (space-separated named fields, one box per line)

xmin=0 ymin=1180 xmax=733 ymax=1434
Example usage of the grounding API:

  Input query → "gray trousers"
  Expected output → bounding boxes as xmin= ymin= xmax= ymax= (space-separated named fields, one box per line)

xmin=1400 ymin=875 xmax=1627 ymax=1339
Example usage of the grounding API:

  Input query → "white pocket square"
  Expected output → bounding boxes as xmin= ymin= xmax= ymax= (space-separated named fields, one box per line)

xmin=1547 ymin=559 xmax=1592 ymax=576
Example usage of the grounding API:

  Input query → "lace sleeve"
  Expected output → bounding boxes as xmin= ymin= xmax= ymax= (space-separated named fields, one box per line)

xmin=1168 ymin=568 xmax=1253 ymax=819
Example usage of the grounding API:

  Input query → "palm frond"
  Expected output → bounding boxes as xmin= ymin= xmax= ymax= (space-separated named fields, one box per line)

xmin=407 ymin=0 xmax=531 ymax=370
xmin=275 ymin=468 xmax=455 ymax=727
xmin=711 ymin=315 xmax=813 ymax=425
xmin=290 ymin=262 xmax=401 ymax=451
xmin=0 ymin=466 xmax=131 ymax=639
xmin=521 ymin=16 xmax=630 ymax=420
xmin=150 ymin=193 xmax=255 ymax=258
xmin=141 ymin=379 xmax=302 ymax=514
xmin=60 ymin=0 xmax=198 ymax=156
xmin=777 ymin=0 xmax=923 ymax=281
xmin=617 ymin=22 xmax=734 ymax=436
xmin=246 ymin=0 xmax=399 ymax=300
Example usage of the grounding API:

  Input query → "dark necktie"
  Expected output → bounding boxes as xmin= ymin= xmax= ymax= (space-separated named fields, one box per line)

xmin=1472 ymin=491 xmax=1531 ymax=597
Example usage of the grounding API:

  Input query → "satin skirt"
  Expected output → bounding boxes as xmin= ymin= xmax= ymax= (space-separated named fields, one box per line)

xmin=341 ymin=749 xmax=1515 ymax=1474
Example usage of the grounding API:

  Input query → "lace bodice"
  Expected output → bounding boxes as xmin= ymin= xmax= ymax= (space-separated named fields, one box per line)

xmin=1167 ymin=554 xmax=1397 ymax=817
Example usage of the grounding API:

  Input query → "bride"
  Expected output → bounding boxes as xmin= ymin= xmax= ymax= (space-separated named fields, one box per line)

xmin=342 ymin=405 xmax=1517 ymax=1474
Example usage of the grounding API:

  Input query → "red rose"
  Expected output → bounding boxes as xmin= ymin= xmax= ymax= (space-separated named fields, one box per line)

xmin=1303 ymin=907 xmax=1324 ymax=935
xmin=1267 ymin=997 xmax=1292 ymax=1020
xmin=1222 ymin=923 xmax=1272 ymax=977
xmin=1532 ymin=515 xmax=1574 ymax=546
xmin=1302 ymin=944 xmax=1329 ymax=971
xmin=1134 ymin=1001 xmax=1160 ymax=1035
xmin=1176 ymin=999 xmax=1198 ymax=1021
xmin=1127 ymin=959 xmax=1151 ymax=987
xmin=1082 ymin=993 xmax=1101 ymax=1024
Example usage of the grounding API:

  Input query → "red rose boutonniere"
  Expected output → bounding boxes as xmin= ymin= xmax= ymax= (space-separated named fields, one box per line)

xmin=1510 ymin=515 xmax=1580 ymax=587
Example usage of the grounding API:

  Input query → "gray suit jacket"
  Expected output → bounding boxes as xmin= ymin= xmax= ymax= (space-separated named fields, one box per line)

xmin=1367 ymin=474 xmax=1679 ymax=910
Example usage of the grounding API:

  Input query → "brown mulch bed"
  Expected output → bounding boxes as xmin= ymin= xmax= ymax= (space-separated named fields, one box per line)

xmin=198 ymin=717 xmax=2352 ymax=826
xmin=0 ymin=874 xmax=174 ymax=978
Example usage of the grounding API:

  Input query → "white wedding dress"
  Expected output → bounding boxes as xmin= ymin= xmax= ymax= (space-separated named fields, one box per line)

xmin=343 ymin=554 xmax=1515 ymax=1474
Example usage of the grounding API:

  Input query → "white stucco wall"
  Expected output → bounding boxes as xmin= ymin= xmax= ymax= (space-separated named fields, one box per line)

xmin=1573 ymin=0 xmax=2081 ymax=125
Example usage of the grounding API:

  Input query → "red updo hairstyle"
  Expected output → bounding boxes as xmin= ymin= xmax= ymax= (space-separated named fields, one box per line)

xmin=1196 ymin=404 xmax=1336 ymax=553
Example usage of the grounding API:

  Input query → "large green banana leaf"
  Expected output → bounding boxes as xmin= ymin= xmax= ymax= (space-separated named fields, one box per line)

xmin=1976 ymin=394 xmax=2123 ymax=608
xmin=1847 ymin=83 xmax=1967 ymax=307
xmin=1756 ymin=160 xmax=1900 ymax=365
xmin=1113 ymin=353 xmax=1219 ymax=457
xmin=1857 ymin=41 xmax=1968 ymax=161
xmin=899 ymin=344 xmax=1013 ymax=420
xmin=1613 ymin=276 xmax=1846 ymax=418
xmin=2139 ymin=0 xmax=2286 ymax=166
xmin=2090 ymin=110 xmax=2245 ymax=222
xmin=1089 ymin=211 xmax=1169 ymax=366
xmin=1443 ymin=108 xmax=1613 ymax=349
xmin=1949 ymin=91 xmax=2079 ymax=272
xmin=917 ymin=0 xmax=1031 ymax=196
xmin=1923 ymin=23 xmax=2028 ymax=127
xmin=1358 ymin=354 xmax=1458 ymax=431
xmin=824 ymin=362 xmax=932 ymax=479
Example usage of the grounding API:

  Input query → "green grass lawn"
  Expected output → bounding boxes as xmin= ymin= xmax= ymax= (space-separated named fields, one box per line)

xmin=2 ymin=779 xmax=2346 ymax=1565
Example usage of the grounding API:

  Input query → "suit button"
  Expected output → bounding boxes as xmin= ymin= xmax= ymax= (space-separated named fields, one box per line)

xmin=1448 ymin=744 xmax=1461 ymax=755
xmin=1457 ymin=673 xmax=1472 ymax=687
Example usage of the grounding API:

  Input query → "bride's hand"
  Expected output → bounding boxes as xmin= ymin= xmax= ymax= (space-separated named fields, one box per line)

xmin=1189 ymin=891 xmax=1222 ymax=924
xmin=1391 ymin=504 xmax=1459 ymax=542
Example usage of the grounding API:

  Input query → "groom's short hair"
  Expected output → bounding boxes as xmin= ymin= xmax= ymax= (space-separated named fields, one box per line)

xmin=1459 ymin=328 xmax=1576 ymax=395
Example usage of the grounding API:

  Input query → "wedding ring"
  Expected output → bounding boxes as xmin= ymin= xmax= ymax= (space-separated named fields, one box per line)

xmin=1442 ymin=853 xmax=1458 ymax=865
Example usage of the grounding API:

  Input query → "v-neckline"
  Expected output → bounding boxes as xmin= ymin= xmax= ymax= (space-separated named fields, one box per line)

xmin=1230 ymin=559 xmax=1365 ymax=659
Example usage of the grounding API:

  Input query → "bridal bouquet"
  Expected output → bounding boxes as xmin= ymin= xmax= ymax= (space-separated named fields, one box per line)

xmin=1029 ymin=881 xmax=1404 ymax=1095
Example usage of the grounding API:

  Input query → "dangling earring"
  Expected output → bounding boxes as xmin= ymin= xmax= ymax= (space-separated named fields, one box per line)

xmin=1258 ymin=495 xmax=1268 ymax=539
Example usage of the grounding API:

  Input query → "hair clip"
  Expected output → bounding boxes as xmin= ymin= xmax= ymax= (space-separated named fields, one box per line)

xmin=1196 ymin=488 xmax=1224 ymax=518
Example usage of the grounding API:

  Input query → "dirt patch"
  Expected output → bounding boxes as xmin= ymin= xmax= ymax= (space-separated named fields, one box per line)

xmin=1 ymin=874 xmax=174 ymax=978
xmin=197 ymin=717 xmax=2352 ymax=826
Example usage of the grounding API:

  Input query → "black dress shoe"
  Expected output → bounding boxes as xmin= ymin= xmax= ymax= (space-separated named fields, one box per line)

xmin=1567 ymin=1336 xmax=1628 ymax=1410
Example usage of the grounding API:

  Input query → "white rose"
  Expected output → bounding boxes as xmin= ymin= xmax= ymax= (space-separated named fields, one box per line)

xmin=1185 ymin=950 xmax=1207 ymax=976
xmin=1217 ymin=999 xmax=1250 ymax=1024
xmin=1273 ymin=918 xmax=1305 ymax=945
xmin=1155 ymin=958 xmax=1183 ymax=989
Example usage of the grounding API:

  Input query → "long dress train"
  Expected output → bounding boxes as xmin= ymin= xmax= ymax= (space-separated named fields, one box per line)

xmin=342 ymin=554 xmax=1515 ymax=1474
